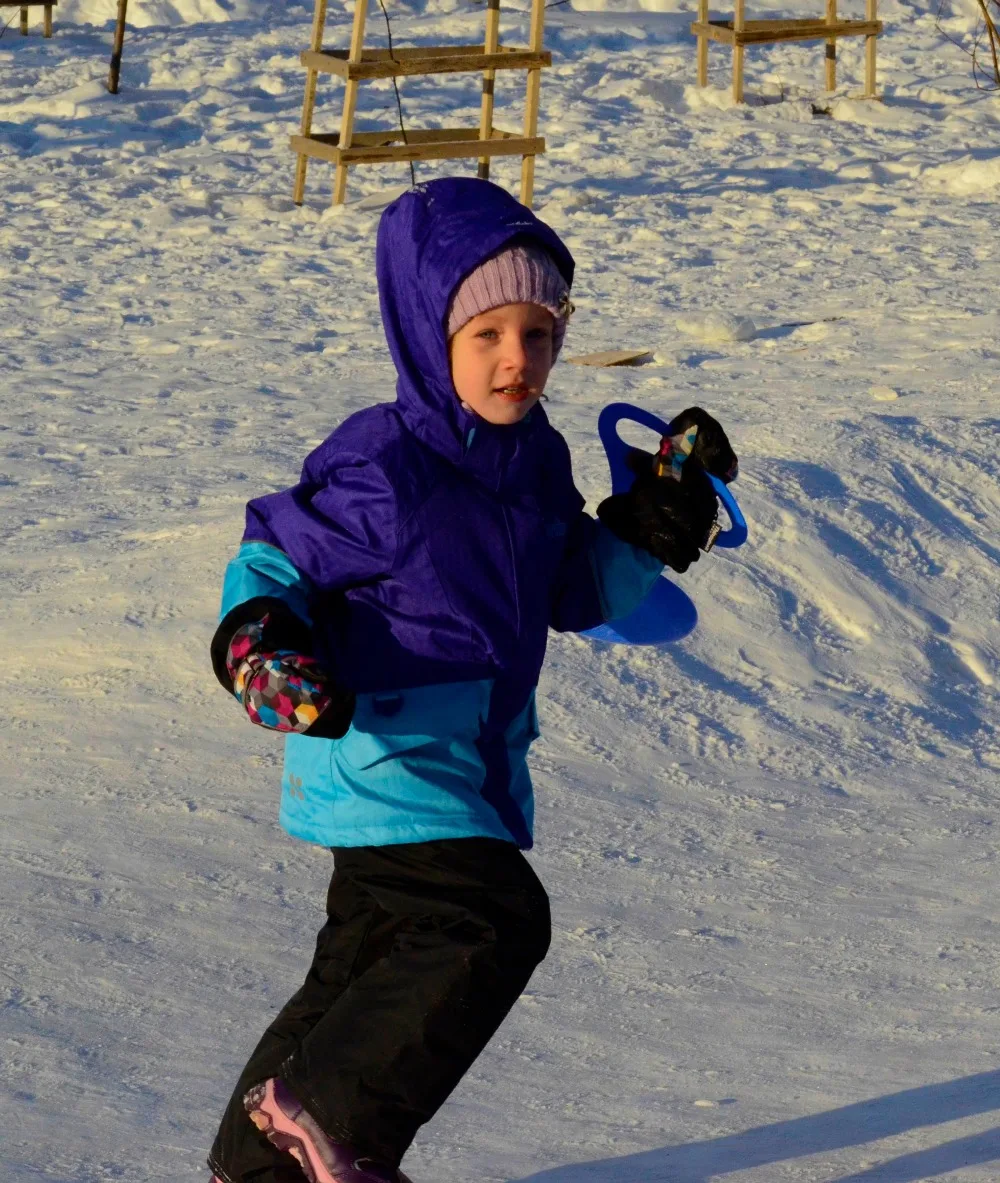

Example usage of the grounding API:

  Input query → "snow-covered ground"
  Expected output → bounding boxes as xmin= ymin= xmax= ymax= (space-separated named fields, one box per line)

xmin=3 ymin=0 xmax=1000 ymax=1179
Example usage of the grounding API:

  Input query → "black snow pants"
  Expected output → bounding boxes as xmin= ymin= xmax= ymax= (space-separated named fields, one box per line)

xmin=208 ymin=837 xmax=551 ymax=1183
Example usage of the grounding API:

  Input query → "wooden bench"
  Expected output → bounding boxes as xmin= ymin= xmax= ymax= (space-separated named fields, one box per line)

xmin=2 ymin=0 xmax=56 ymax=37
xmin=692 ymin=0 xmax=881 ymax=102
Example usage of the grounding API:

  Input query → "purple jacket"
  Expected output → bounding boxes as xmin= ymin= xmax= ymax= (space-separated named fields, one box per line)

xmin=218 ymin=179 xmax=662 ymax=849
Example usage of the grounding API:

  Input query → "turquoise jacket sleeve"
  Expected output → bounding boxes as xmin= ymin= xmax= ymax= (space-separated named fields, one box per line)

xmin=219 ymin=540 xmax=316 ymax=625
xmin=550 ymin=513 xmax=663 ymax=632
xmin=587 ymin=519 xmax=665 ymax=621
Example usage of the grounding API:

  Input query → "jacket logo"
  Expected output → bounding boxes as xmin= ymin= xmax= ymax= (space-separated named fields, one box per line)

xmin=372 ymin=694 xmax=404 ymax=718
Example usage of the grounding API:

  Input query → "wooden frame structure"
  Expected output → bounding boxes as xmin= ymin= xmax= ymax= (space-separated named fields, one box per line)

xmin=292 ymin=0 xmax=551 ymax=207
xmin=2 ymin=0 xmax=55 ymax=37
xmin=692 ymin=0 xmax=881 ymax=102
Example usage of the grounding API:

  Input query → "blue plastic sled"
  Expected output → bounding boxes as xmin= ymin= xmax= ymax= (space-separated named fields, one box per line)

xmin=583 ymin=402 xmax=748 ymax=645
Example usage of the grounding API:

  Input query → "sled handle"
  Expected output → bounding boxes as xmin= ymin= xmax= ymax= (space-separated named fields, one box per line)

xmin=598 ymin=402 xmax=748 ymax=549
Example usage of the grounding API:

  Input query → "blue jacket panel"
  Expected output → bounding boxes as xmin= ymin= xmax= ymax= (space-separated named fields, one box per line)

xmin=278 ymin=681 xmax=538 ymax=848
xmin=219 ymin=527 xmax=659 ymax=849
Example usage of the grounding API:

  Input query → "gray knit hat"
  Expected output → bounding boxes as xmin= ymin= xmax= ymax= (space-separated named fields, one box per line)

xmin=446 ymin=241 xmax=572 ymax=358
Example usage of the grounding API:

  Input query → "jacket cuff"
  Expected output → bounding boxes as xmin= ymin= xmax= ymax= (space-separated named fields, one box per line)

xmin=210 ymin=597 xmax=314 ymax=695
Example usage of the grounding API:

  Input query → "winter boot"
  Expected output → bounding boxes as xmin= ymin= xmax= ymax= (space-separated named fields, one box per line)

xmin=244 ymin=1078 xmax=412 ymax=1183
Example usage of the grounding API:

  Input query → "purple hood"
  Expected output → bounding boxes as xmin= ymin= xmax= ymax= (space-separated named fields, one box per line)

xmin=376 ymin=177 xmax=574 ymax=476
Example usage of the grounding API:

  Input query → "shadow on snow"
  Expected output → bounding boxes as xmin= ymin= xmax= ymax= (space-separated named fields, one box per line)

xmin=511 ymin=1068 xmax=1000 ymax=1182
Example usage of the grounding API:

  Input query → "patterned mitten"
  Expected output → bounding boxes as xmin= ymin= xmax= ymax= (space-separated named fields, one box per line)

xmin=226 ymin=616 xmax=340 ymax=734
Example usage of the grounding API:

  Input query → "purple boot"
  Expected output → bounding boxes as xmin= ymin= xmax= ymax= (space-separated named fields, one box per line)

xmin=244 ymin=1078 xmax=412 ymax=1183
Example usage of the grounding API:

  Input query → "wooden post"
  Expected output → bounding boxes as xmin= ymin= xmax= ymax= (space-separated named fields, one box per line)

xmin=107 ymin=0 xmax=128 ymax=93
xmin=520 ymin=0 xmax=545 ymax=206
xmin=825 ymin=0 xmax=836 ymax=90
xmin=19 ymin=5 xmax=27 ymax=33
xmin=43 ymin=1 xmax=51 ymax=35
xmin=478 ymin=0 xmax=501 ymax=179
xmin=294 ymin=0 xmax=329 ymax=205
xmin=697 ymin=0 xmax=708 ymax=85
xmin=333 ymin=0 xmax=368 ymax=205
xmin=732 ymin=0 xmax=745 ymax=102
xmin=864 ymin=0 xmax=877 ymax=96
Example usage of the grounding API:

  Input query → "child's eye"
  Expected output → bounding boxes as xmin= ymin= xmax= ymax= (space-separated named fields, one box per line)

xmin=476 ymin=329 xmax=499 ymax=341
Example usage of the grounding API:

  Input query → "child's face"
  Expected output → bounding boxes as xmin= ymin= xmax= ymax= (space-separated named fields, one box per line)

xmin=449 ymin=302 xmax=555 ymax=425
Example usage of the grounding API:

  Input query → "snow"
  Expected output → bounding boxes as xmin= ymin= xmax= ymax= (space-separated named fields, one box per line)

xmin=922 ymin=154 xmax=1000 ymax=196
xmin=50 ymin=0 xmax=272 ymax=29
xmin=675 ymin=313 xmax=759 ymax=343
xmin=2 ymin=0 xmax=1000 ymax=1180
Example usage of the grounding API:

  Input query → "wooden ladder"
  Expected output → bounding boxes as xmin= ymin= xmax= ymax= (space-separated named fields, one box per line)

xmin=692 ymin=0 xmax=882 ymax=102
xmin=291 ymin=0 xmax=551 ymax=207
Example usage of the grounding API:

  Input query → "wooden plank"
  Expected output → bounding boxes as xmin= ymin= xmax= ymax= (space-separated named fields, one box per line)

xmin=566 ymin=350 xmax=653 ymax=367
xmin=825 ymin=0 xmax=836 ymax=90
xmin=865 ymin=0 xmax=878 ymax=96
xmin=520 ymin=0 xmax=546 ymax=207
xmin=690 ymin=17 xmax=880 ymax=45
xmin=333 ymin=0 xmax=368 ymax=205
xmin=737 ymin=17 xmax=881 ymax=43
xmin=307 ymin=128 xmax=527 ymax=145
xmin=317 ymin=42 xmax=514 ymax=59
xmin=291 ymin=129 xmax=544 ymax=166
xmin=478 ymin=0 xmax=501 ymax=179
xmin=43 ymin=1 xmax=51 ymax=35
xmin=301 ymin=46 xmax=550 ymax=80
xmin=697 ymin=0 xmax=709 ymax=85
xmin=327 ymin=135 xmax=543 ymax=166
xmin=294 ymin=0 xmax=328 ymax=204
xmin=733 ymin=0 xmax=745 ymax=102
xmin=334 ymin=76 xmax=361 ymax=200
xmin=721 ymin=16 xmax=873 ymax=30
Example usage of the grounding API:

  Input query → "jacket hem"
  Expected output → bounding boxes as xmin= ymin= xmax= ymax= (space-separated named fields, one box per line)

xmin=280 ymin=813 xmax=524 ymax=850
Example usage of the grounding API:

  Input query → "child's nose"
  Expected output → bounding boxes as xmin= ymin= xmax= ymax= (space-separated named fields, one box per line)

xmin=502 ymin=335 xmax=531 ymax=371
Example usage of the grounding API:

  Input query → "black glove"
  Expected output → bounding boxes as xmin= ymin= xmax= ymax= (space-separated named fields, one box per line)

xmin=598 ymin=458 xmax=719 ymax=573
xmin=597 ymin=406 xmax=735 ymax=573
xmin=665 ymin=407 xmax=738 ymax=484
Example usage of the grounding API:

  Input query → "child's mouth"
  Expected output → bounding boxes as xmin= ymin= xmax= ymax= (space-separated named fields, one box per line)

xmin=495 ymin=385 xmax=531 ymax=402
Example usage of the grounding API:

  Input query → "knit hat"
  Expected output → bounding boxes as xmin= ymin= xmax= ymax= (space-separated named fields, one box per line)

xmin=446 ymin=241 xmax=573 ymax=359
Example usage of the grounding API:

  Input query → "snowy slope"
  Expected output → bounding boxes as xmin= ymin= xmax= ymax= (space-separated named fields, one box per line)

xmin=2 ymin=0 xmax=1000 ymax=1180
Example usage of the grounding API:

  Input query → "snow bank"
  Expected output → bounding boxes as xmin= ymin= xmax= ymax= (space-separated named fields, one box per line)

xmin=922 ymin=154 xmax=1000 ymax=196
xmin=54 ymin=0 xmax=288 ymax=27
xmin=675 ymin=312 xmax=758 ymax=343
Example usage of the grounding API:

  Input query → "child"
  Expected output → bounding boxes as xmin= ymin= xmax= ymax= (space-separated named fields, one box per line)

xmin=207 ymin=177 xmax=736 ymax=1183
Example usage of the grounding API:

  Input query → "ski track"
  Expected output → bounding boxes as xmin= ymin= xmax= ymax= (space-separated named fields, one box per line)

xmin=2 ymin=0 xmax=1000 ymax=1180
